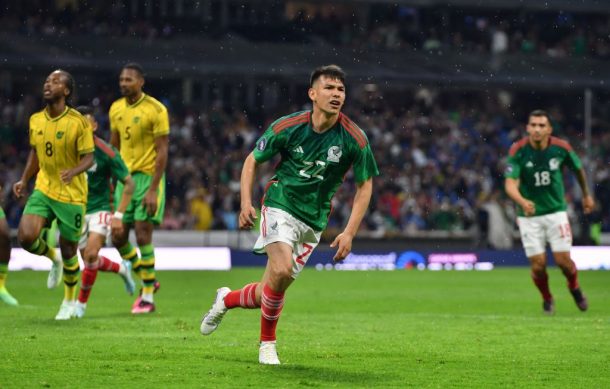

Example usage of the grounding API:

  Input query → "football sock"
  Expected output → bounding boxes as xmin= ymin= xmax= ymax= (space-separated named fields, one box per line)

xmin=260 ymin=284 xmax=285 ymax=342
xmin=63 ymin=255 xmax=80 ymax=301
xmin=225 ymin=282 xmax=260 ymax=309
xmin=139 ymin=244 xmax=156 ymax=303
xmin=531 ymin=270 xmax=553 ymax=301
xmin=560 ymin=260 xmax=580 ymax=290
xmin=0 ymin=263 xmax=7 ymax=289
xmin=26 ymin=236 xmax=57 ymax=261
xmin=98 ymin=255 xmax=120 ymax=273
xmin=118 ymin=243 xmax=141 ymax=279
xmin=78 ymin=259 xmax=98 ymax=304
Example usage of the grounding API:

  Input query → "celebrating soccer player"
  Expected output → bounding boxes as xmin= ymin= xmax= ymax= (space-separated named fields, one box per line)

xmin=13 ymin=70 xmax=94 ymax=319
xmin=109 ymin=63 xmax=169 ymax=314
xmin=505 ymin=110 xmax=595 ymax=315
xmin=200 ymin=65 xmax=379 ymax=364
xmin=72 ymin=106 xmax=136 ymax=318
xmin=0 ymin=200 xmax=18 ymax=306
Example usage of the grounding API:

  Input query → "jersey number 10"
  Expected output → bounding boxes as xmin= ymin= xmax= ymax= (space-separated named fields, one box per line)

xmin=533 ymin=171 xmax=551 ymax=187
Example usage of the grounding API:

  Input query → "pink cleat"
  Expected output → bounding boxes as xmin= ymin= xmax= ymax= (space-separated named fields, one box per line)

xmin=132 ymin=281 xmax=161 ymax=310
xmin=131 ymin=300 xmax=155 ymax=314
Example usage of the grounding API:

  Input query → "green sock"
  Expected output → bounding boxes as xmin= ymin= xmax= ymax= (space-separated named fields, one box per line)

xmin=118 ymin=243 xmax=141 ymax=280
xmin=62 ymin=255 xmax=80 ymax=301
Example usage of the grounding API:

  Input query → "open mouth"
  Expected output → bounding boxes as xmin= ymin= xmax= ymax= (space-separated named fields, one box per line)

xmin=329 ymin=100 xmax=341 ymax=108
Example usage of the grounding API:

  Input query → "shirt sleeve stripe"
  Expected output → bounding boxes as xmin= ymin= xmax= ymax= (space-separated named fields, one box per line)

xmin=272 ymin=112 xmax=310 ymax=134
xmin=94 ymin=136 xmax=116 ymax=158
xmin=550 ymin=136 xmax=573 ymax=152
xmin=339 ymin=114 xmax=367 ymax=148
xmin=509 ymin=137 xmax=528 ymax=156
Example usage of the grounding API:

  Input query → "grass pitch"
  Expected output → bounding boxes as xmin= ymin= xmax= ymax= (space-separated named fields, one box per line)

xmin=1 ymin=268 xmax=609 ymax=388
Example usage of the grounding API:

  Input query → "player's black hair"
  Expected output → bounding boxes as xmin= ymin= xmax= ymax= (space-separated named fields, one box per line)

xmin=528 ymin=109 xmax=551 ymax=123
xmin=310 ymin=64 xmax=346 ymax=87
xmin=56 ymin=69 xmax=75 ymax=105
xmin=122 ymin=62 xmax=146 ymax=78
xmin=75 ymin=105 xmax=93 ymax=116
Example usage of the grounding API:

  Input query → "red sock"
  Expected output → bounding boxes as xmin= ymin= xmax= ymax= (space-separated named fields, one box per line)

xmin=78 ymin=261 xmax=99 ymax=304
xmin=561 ymin=260 xmax=580 ymax=290
xmin=260 ymin=284 xmax=285 ymax=342
xmin=98 ymin=255 xmax=120 ymax=273
xmin=531 ymin=271 xmax=553 ymax=301
xmin=224 ymin=282 xmax=260 ymax=309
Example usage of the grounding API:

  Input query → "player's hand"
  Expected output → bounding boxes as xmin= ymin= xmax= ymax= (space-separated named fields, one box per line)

xmin=330 ymin=232 xmax=353 ymax=262
xmin=60 ymin=169 xmax=76 ymax=184
xmin=143 ymin=189 xmax=158 ymax=216
xmin=111 ymin=217 xmax=124 ymax=235
xmin=12 ymin=181 xmax=25 ymax=198
xmin=239 ymin=205 xmax=257 ymax=229
xmin=582 ymin=195 xmax=595 ymax=214
xmin=521 ymin=199 xmax=536 ymax=216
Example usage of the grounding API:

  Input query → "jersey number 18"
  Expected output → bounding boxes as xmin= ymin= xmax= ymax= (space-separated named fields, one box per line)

xmin=533 ymin=171 xmax=551 ymax=187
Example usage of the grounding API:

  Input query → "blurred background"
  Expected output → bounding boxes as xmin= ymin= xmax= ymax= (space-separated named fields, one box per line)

xmin=1 ymin=0 xmax=609 ymax=255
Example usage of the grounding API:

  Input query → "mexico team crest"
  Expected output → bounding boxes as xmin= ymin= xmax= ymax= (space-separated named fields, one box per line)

xmin=327 ymin=146 xmax=342 ymax=163
xmin=549 ymin=158 xmax=560 ymax=170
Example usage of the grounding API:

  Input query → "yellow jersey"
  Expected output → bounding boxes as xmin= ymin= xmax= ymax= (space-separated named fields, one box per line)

xmin=29 ymin=107 xmax=94 ymax=205
xmin=109 ymin=93 xmax=170 ymax=174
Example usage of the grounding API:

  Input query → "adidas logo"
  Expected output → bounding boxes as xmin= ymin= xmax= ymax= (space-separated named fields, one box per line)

xmin=526 ymin=161 xmax=534 ymax=168
xmin=293 ymin=146 xmax=304 ymax=154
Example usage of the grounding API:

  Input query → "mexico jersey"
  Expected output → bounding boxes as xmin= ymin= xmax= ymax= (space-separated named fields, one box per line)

xmin=86 ymin=136 xmax=130 ymax=214
xmin=109 ymin=93 xmax=169 ymax=174
xmin=505 ymin=136 xmax=582 ymax=216
xmin=253 ymin=110 xmax=379 ymax=231
xmin=29 ymin=107 xmax=94 ymax=205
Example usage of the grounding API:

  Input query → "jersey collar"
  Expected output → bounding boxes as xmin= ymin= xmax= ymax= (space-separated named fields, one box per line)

xmin=126 ymin=93 xmax=146 ymax=108
xmin=44 ymin=106 xmax=70 ymax=122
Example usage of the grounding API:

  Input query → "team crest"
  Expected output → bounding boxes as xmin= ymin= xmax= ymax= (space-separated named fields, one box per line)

xmin=549 ymin=158 xmax=560 ymax=170
xmin=56 ymin=131 xmax=64 ymax=139
xmin=257 ymin=137 xmax=267 ymax=151
xmin=133 ymin=116 xmax=140 ymax=124
xmin=327 ymin=146 xmax=342 ymax=163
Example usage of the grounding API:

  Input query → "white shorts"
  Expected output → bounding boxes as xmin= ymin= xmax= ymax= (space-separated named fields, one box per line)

xmin=254 ymin=206 xmax=322 ymax=279
xmin=78 ymin=211 xmax=112 ymax=250
xmin=517 ymin=211 xmax=572 ymax=257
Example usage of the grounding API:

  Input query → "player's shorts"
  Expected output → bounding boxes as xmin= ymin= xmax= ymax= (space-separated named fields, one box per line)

xmin=114 ymin=172 xmax=166 ymax=225
xmin=0 ymin=206 xmax=5 ymax=219
xmin=517 ymin=211 xmax=572 ymax=257
xmin=253 ymin=206 xmax=322 ymax=279
xmin=23 ymin=190 xmax=85 ymax=243
xmin=78 ymin=210 xmax=112 ymax=250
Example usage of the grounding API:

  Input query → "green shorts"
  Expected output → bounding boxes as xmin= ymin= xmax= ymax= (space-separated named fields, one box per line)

xmin=23 ymin=190 xmax=85 ymax=242
xmin=0 ymin=206 xmax=5 ymax=219
xmin=115 ymin=172 xmax=166 ymax=225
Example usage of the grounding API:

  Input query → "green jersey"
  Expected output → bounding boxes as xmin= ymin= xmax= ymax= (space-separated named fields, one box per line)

xmin=86 ymin=136 xmax=130 ymax=214
xmin=253 ymin=110 xmax=379 ymax=231
xmin=505 ymin=136 xmax=582 ymax=217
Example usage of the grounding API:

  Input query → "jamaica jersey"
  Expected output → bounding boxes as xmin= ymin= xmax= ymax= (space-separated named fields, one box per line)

xmin=109 ymin=93 xmax=169 ymax=174
xmin=86 ymin=136 xmax=130 ymax=214
xmin=505 ymin=136 xmax=582 ymax=217
xmin=29 ymin=107 xmax=94 ymax=205
xmin=253 ymin=111 xmax=379 ymax=231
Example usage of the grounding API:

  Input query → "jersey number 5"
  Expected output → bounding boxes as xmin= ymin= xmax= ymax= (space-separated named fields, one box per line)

xmin=534 ymin=171 xmax=551 ymax=187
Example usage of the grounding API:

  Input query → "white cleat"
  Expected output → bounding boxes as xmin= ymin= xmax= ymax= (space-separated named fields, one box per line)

xmin=74 ymin=301 xmax=87 ymax=318
xmin=259 ymin=341 xmax=281 ymax=365
xmin=55 ymin=300 xmax=76 ymax=320
xmin=200 ymin=287 xmax=231 ymax=335
xmin=119 ymin=261 xmax=136 ymax=295
xmin=47 ymin=258 xmax=63 ymax=289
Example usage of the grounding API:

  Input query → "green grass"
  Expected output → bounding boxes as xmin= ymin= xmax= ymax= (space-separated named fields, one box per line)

xmin=1 ymin=268 xmax=609 ymax=388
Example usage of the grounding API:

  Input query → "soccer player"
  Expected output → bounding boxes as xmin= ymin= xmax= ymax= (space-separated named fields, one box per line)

xmin=505 ymin=109 xmax=595 ymax=315
xmin=200 ymin=65 xmax=379 ymax=364
xmin=0 ymin=202 xmax=18 ymax=306
xmin=109 ymin=63 xmax=169 ymax=314
xmin=73 ymin=105 xmax=136 ymax=318
xmin=13 ymin=69 xmax=94 ymax=319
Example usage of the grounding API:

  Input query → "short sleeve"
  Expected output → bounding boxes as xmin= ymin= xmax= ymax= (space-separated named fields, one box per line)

xmin=352 ymin=143 xmax=380 ymax=184
xmin=153 ymin=106 xmax=170 ymax=137
xmin=252 ymin=126 xmax=287 ymax=163
xmin=504 ymin=155 xmax=521 ymax=179
xmin=29 ymin=116 xmax=36 ymax=147
xmin=564 ymin=150 xmax=583 ymax=171
xmin=77 ymin=119 xmax=95 ymax=155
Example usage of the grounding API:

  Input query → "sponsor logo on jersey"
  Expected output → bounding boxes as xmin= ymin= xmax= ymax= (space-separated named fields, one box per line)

xmin=293 ymin=146 xmax=304 ymax=154
xmin=549 ymin=158 xmax=560 ymax=170
xmin=257 ymin=138 xmax=267 ymax=151
xmin=525 ymin=161 xmax=534 ymax=168
xmin=56 ymin=131 xmax=64 ymax=139
xmin=327 ymin=146 xmax=342 ymax=163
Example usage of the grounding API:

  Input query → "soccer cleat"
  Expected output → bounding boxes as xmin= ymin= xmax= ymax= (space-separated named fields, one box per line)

xmin=259 ymin=341 xmax=281 ymax=365
xmin=543 ymin=299 xmax=555 ymax=315
xmin=131 ymin=300 xmax=155 ymax=314
xmin=47 ymin=258 xmax=63 ymax=289
xmin=55 ymin=300 xmax=76 ymax=320
xmin=570 ymin=288 xmax=588 ymax=312
xmin=200 ymin=287 xmax=231 ymax=335
xmin=74 ymin=301 xmax=87 ymax=318
xmin=0 ymin=288 xmax=18 ymax=306
xmin=131 ymin=281 xmax=161 ymax=309
xmin=120 ymin=261 xmax=136 ymax=295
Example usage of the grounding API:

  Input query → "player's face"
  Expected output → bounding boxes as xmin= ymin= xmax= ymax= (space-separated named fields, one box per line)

xmin=309 ymin=76 xmax=345 ymax=115
xmin=526 ymin=115 xmax=552 ymax=143
xmin=84 ymin=114 xmax=98 ymax=132
xmin=119 ymin=68 xmax=144 ymax=97
xmin=43 ymin=71 xmax=69 ymax=103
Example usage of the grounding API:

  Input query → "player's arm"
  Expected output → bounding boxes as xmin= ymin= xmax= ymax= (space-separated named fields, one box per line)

xmin=13 ymin=149 xmax=40 ymax=198
xmin=110 ymin=130 xmax=120 ymax=149
xmin=239 ymin=152 xmax=259 ymax=230
xmin=331 ymin=177 xmax=373 ymax=262
xmin=142 ymin=134 xmax=168 ymax=216
xmin=574 ymin=168 xmax=595 ymax=214
xmin=504 ymin=177 xmax=535 ymax=216
xmin=60 ymin=152 xmax=94 ymax=184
